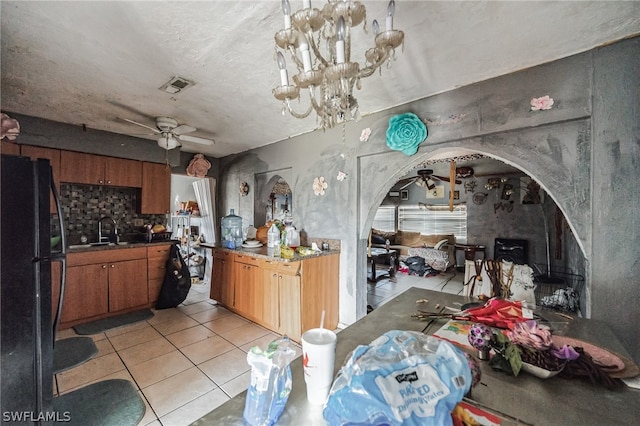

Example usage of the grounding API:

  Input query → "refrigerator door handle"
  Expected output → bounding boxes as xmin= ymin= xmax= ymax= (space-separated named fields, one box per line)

xmin=50 ymin=169 xmax=67 ymax=341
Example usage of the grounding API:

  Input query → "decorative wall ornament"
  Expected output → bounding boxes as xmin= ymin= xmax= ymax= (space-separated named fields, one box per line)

xmin=313 ymin=176 xmax=328 ymax=196
xmin=239 ymin=181 xmax=249 ymax=196
xmin=386 ymin=112 xmax=428 ymax=156
xmin=186 ymin=153 xmax=211 ymax=177
xmin=336 ymin=171 xmax=347 ymax=181
xmin=272 ymin=179 xmax=292 ymax=195
xmin=464 ymin=180 xmax=477 ymax=194
xmin=359 ymin=127 xmax=372 ymax=142
xmin=530 ymin=95 xmax=554 ymax=111
xmin=473 ymin=192 xmax=488 ymax=205
xmin=1 ymin=113 xmax=20 ymax=140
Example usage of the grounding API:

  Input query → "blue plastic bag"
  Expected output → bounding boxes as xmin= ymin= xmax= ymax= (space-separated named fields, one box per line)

xmin=243 ymin=337 xmax=296 ymax=426
xmin=323 ymin=330 xmax=472 ymax=426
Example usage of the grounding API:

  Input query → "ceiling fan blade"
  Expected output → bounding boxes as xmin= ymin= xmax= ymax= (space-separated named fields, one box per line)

xmin=177 ymin=134 xmax=215 ymax=145
xmin=121 ymin=117 xmax=160 ymax=134
xmin=399 ymin=179 xmax=416 ymax=190
xmin=172 ymin=124 xmax=196 ymax=135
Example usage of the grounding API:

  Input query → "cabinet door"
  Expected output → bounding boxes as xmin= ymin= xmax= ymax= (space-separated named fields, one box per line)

xmin=21 ymin=145 xmax=61 ymax=213
xmin=1 ymin=141 xmax=20 ymax=156
xmin=60 ymin=150 xmax=105 ymax=185
xmin=140 ymin=162 xmax=171 ymax=214
xmin=262 ymin=269 xmax=280 ymax=331
xmin=108 ymin=258 xmax=148 ymax=312
xmin=147 ymin=245 xmax=171 ymax=305
xmin=62 ymin=264 xmax=109 ymax=323
xmin=278 ymin=273 xmax=301 ymax=341
xmin=210 ymin=255 xmax=225 ymax=302
xmin=234 ymin=262 xmax=260 ymax=318
xmin=106 ymin=157 xmax=142 ymax=187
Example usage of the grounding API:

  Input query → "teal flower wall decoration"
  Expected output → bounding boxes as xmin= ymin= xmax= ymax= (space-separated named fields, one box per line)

xmin=385 ymin=113 xmax=428 ymax=156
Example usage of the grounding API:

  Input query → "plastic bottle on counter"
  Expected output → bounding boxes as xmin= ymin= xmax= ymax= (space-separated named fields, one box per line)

xmin=221 ymin=209 xmax=243 ymax=249
xmin=267 ymin=223 xmax=279 ymax=248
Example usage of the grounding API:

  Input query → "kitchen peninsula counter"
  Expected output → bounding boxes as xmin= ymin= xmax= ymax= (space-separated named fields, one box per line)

xmin=193 ymin=287 xmax=640 ymax=425
xmin=202 ymin=244 xmax=340 ymax=342
xmin=200 ymin=243 xmax=340 ymax=262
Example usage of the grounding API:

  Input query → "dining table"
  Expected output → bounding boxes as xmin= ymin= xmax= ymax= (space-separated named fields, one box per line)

xmin=191 ymin=287 xmax=640 ymax=425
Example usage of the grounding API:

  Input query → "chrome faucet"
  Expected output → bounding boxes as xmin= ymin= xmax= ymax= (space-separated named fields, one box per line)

xmin=98 ymin=216 xmax=118 ymax=243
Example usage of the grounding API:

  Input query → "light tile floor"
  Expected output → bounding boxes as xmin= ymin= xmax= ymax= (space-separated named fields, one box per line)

xmin=367 ymin=266 xmax=465 ymax=310
xmin=53 ymin=269 xmax=463 ymax=425
xmin=53 ymin=282 xmax=302 ymax=426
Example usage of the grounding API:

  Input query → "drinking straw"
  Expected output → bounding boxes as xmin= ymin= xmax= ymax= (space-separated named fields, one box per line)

xmin=320 ymin=310 xmax=326 ymax=330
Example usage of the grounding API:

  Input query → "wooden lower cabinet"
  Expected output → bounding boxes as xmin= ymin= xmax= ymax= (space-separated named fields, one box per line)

xmin=59 ymin=247 xmax=149 ymax=327
xmin=63 ymin=264 xmax=109 ymax=323
xmin=210 ymin=250 xmax=235 ymax=305
xmin=108 ymin=258 xmax=148 ymax=312
xmin=147 ymin=244 xmax=172 ymax=305
xmin=212 ymin=249 xmax=339 ymax=342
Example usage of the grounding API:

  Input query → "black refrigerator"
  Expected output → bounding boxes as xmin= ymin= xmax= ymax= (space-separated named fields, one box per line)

xmin=1 ymin=154 xmax=66 ymax=424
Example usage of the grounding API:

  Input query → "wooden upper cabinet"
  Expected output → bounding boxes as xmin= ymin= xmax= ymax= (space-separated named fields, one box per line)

xmin=140 ymin=161 xmax=171 ymax=214
xmin=60 ymin=150 xmax=141 ymax=187
xmin=21 ymin=145 xmax=62 ymax=213
xmin=60 ymin=151 xmax=104 ymax=185
xmin=106 ymin=156 xmax=142 ymax=187
xmin=1 ymin=141 xmax=20 ymax=156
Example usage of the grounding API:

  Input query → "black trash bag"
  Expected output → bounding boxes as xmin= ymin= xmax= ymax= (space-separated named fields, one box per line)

xmin=156 ymin=244 xmax=191 ymax=309
xmin=405 ymin=256 xmax=427 ymax=277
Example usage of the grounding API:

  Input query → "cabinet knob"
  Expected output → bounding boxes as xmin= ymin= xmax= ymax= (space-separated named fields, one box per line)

xmin=110 ymin=264 xmax=115 ymax=268
xmin=102 ymin=265 xmax=107 ymax=269
xmin=107 ymin=180 xmax=112 ymax=184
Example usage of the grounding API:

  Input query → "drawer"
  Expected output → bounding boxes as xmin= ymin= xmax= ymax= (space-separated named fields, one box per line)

xmin=147 ymin=256 xmax=168 ymax=280
xmin=234 ymin=253 xmax=261 ymax=267
xmin=147 ymin=244 xmax=172 ymax=258
xmin=213 ymin=250 xmax=234 ymax=261
xmin=261 ymin=259 xmax=301 ymax=275
xmin=67 ymin=246 xmax=147 ymax=266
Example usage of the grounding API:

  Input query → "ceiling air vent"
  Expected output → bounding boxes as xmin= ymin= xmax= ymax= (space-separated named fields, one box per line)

xmin=159 ymin=76 xmax=194 ymax=94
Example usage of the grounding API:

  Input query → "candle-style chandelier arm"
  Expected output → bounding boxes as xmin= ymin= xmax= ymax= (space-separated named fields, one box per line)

xmin=283 ymin=92 xmax=316 ymax=119
xmin=306 ymin=31 xmax=331 ymax=68
xmin=286 ymin=44 xmax=305 ymax=71
xmin=358 ymin=48 xmax=391 ymax=78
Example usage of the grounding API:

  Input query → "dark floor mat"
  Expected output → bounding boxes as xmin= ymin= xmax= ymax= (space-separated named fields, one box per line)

xmin=73 ymin=309 xmax=154 ymax=335
xmin=54 ymin=337 xmax=98 ymax=374
xmin=53 ymin=379 xmax=145 ymax=426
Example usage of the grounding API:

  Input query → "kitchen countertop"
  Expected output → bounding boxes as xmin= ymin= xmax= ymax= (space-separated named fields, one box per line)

xmin=192 ymin=287 xmax=639 ymax=426
xmin=65 ymin=240 xmax=175 ymax=253
xmin=200 ymin=243 xmax=340 ymax=262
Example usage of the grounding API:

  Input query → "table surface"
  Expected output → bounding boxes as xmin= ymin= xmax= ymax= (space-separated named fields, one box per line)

xmin=192 ymin=287 xmax=639 ymax=426
xmin=368 ymin=247 xmax=396 ymax=257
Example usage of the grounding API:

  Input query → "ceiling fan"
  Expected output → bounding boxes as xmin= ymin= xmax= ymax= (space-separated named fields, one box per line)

xmin=122 ymin=116 xmax=214 ymax=150
xmin=398 ymin=169 xmax=461 ymax=190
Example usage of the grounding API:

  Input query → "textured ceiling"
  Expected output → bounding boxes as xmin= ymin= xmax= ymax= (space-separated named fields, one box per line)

xmin=2 ymin=1 xmax=639 ymax=158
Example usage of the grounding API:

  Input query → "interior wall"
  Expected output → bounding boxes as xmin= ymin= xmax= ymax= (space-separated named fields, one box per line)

xmin=219 ymin=37 xmax=639 ymax=362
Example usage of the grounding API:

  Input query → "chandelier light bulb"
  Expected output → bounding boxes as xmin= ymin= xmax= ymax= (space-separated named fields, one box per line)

xmin=299 ymin=35 xmax=312 ymax=72
xmin=303 ymin=0 xmax=311 ymax=9
xmin=276 ymin=52 xmax=289 ymax=86
xmin=372 ymin=19 xmax=380 ymax=36
xmin=282 ymin=0 xmax=292 ymax=29
xmin=336 ymin=16 xmax=346 ymax=64
xmin=386 ymin=0 xmax=395 ymax=30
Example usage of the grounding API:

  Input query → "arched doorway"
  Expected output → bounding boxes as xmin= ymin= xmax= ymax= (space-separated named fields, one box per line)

xmin=359 ymin=148 xmax=588 ymax=316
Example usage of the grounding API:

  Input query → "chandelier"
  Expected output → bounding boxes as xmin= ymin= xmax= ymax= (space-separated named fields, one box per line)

xmin=272 ymin=0 xmax=404 ymax=129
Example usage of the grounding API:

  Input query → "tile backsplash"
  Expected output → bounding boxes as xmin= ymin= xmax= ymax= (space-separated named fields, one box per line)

xmin=52 ymin=183 xmax=166 ymax=244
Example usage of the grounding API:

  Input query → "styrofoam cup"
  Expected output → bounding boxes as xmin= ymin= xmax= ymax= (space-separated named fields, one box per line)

xmin=301 ymin=328 xmax=337 ymax=405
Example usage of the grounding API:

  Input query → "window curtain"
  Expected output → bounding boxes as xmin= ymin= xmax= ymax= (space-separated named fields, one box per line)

xmin=193 ymin=178 xmax=217 ymax=284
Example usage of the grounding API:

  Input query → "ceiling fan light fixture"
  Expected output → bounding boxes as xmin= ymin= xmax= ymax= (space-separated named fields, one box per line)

xmin=158 ymin=134 xmax=180 ymax=150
